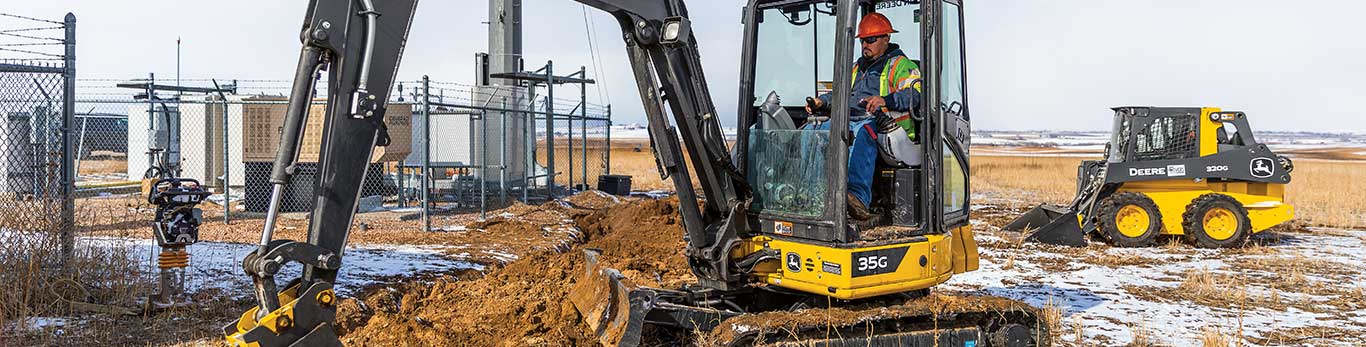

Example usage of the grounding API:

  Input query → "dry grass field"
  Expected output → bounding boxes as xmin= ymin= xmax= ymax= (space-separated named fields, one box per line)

xmin=606 ymin=142 xmax=1365 ymax=228
xmin=537 ymin=138 xmax=682 ymax=191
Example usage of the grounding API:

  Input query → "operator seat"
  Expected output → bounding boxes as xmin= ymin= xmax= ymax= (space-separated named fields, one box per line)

xmin=1216 ymin=126 xmax=1244 ymax=152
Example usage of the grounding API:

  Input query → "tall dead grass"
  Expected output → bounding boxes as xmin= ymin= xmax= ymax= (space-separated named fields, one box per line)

xmin=0 ymin=196 xmax=152 ymax=345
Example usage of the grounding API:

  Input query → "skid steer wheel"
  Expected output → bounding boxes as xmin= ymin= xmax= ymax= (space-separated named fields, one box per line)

xmin=1182 ymin=194 xmax=1252 ymax=248
xmin=1097 ymin=192 xmax=1162 ymax=247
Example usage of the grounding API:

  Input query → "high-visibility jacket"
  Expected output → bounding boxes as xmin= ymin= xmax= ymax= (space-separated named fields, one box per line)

xmin=852 ymin=54 xmax=920 ymax=140
xmin=818 ymin=44 xmax=922 ymax=140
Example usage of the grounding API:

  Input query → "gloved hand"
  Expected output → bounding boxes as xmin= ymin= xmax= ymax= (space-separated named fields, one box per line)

xmin=805 ymin=97 xmax=827 ymax=115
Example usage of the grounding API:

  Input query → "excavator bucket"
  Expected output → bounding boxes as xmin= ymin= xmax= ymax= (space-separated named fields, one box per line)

xmin=1005 ymin=204 xmax=1088 ymax=247
xmin=569 ymin=249 xmax=650 ymax=347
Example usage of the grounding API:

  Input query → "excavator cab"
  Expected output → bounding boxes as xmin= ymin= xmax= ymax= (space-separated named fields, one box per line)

xmin=733 ymin=0 xmax=977 ymax=297
xmin=741 ymin=0 xmax=970 ymax=246
xmin=576 ymin=1 xmax=1042 ymax=346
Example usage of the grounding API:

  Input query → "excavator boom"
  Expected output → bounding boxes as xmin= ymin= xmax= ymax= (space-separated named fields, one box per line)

xmin=225 ymin=0 xmax=417 ymax=345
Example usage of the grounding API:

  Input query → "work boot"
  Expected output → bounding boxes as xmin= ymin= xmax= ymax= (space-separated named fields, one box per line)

xmin=847 ymin=192 xmax=873 ymax=220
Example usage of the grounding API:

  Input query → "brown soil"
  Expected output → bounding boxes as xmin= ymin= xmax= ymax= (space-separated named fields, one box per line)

xmin=336 ymin=197 xmax=693 ymax=346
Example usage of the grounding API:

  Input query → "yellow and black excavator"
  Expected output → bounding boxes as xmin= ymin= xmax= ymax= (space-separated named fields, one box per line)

xmin=224 ymin=1 xmax=1046 ymax=346
xmin=1006 ymin=107 xmax=1295 ymax=248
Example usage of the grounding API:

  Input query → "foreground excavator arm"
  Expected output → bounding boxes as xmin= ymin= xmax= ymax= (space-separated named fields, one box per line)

xmin=225 ymin=0 xmax=743 ymax=346
xmin=225 ymin=0 xmax=417 ymax=345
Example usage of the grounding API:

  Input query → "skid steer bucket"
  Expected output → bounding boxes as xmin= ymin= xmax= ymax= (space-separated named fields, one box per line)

xmin=569 ymin=249 xmax=651 ymax=347
xmin=1005 ymin=204 xmax=1088 ymax=247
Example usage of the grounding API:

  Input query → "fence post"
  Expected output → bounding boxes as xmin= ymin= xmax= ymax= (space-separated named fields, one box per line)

xmin=580 ymin=66 xmax=588 ymax=189
xmin=544 ymin=61 xmax=555 ymax=200
xmin=479 ymin=109 xmax=487 ymax=219
xmin=221 ymin=89 xmax=230 ymax=224
xmin=59 ymin=12 xmax=77 ymax=265
xmin=523 ymin=84 xmax=533 ymax=203
xmin=421 ymin=76 xmax=431 ymax=232
xmin=500 ymin=96 xmax=508 ymax=203
xmin=605 ymin=105 xmax=611 ymax=175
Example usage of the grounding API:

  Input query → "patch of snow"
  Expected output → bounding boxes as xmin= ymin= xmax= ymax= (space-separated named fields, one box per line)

xmin=75 ymin=237 xmax=482 ymax=296
xmin=206 ymin=193 xmax=243 ymax=207
xmin=482 ymin=250 xmax=519 ymax=263
xmin=635 ymin=190 xmax=673 ymax=199
xmin=19 ymin=317 xmax=69 ymax=331
xmin=438 ymin=225 xmax=468 ymax=232
xmin=946 ymin=226 xmax=1366 ymax=346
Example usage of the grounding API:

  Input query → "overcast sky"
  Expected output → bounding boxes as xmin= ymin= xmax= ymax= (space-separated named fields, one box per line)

xmin=5 ymin=0 xmax=1363 ymax=132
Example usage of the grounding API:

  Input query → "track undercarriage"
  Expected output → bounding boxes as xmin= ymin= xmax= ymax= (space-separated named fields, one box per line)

xmin=571 ymin=250 xmax=1047 ymax=347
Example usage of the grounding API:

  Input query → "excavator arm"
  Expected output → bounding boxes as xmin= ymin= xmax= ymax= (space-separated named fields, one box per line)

xmin=226 ymin=0 xmax=743 ymax=346
xmin=225 ymin=0 xmax=417 ymax=346
xmin=575 ymin=0 xmax=753 ymax=291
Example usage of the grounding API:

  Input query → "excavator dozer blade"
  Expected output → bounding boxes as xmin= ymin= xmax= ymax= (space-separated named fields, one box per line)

xmin=1006 ymin=204 xmax=1088 ymax=247
xmin=569 ymin=249 xmax=650 ymax=347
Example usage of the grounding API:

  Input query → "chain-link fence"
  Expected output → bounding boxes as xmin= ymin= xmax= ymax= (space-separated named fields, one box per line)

xmin=66 ymin=76 xmax=610 ymax=230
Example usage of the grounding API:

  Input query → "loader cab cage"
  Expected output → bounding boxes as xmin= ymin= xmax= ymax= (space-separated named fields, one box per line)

xmin=1109 ymin=107 xmax=1201 ymax=163
xmin=738 ymin=0 xmax=970 ymax=244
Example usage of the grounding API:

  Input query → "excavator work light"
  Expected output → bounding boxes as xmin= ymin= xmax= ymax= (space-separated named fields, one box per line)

xmin=661 ymin=17 xmax=690 ymax=45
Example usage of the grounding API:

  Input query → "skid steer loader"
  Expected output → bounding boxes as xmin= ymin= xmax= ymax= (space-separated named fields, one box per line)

xmin=1007 ymin=106 xmax=1294 ymax=248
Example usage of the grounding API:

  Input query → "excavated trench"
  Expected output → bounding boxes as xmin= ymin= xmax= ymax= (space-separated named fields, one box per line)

xmin=336 ymin=195 xmax=694 ymax=346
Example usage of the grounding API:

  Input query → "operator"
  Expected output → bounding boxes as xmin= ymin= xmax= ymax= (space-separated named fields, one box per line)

xmin=805 ymin=12 xmax=921 ymax=219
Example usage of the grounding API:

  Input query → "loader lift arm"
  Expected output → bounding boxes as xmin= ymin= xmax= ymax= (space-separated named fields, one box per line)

xmin=225 ymin=0 xmax=749 ymax=346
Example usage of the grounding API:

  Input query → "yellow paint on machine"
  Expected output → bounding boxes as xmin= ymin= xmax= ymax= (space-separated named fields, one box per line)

xmin=1199 ymin=107 xmax=1222 ymax=157
xmin=738 ymin=226 xmax=977 ymax=300
xmin=225 ymin=285 xmax=304 ymax=347
xmin=1116 ymin=179 xmax=1293 ymax=235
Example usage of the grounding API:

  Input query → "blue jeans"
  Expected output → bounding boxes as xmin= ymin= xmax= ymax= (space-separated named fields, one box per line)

xmin=806 ymin=118 xmax=877 ymax=206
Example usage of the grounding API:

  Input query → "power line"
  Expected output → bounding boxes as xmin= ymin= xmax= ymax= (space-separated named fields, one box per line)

xmin=581 ymin=5 xmax=610 ymax=106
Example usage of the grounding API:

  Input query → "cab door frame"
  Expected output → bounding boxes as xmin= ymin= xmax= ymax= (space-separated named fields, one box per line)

xmin=922 ymin=0 xmax=972 ymax=232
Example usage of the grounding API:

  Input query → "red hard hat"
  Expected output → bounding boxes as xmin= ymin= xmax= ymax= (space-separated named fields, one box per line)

xmin=856 ymin=12 xmax=897 ymax=38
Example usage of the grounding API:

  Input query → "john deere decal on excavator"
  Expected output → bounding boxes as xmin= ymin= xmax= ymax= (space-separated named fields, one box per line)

xmin=1009 ymin=107 xmax=1295 ymax=248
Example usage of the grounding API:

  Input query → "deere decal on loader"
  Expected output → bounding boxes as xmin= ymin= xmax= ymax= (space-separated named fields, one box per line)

xmin=1007 ymin=107 xmax=1295 ymax=248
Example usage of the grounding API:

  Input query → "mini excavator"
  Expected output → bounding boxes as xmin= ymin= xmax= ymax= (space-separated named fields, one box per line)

xmin=224 ymin=1 xmax=1047 ymax=346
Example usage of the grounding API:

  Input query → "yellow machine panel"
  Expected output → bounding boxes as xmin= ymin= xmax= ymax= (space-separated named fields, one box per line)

xmin=1198 ymin=107 xmax=1222 ymax=157
xmin=739 ymin=226 xmax=978 ymax=300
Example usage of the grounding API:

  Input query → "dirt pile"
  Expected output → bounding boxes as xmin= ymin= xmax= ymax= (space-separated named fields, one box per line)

xmin=337 ymin=196 xmax=691 ymax=346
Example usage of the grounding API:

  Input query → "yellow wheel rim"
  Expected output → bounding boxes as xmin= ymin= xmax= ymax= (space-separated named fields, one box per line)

xmin=1202 ymin=207 xmax=1239 ymax=241
xmin=1114 ymin=205 xmax=1151 ymax=238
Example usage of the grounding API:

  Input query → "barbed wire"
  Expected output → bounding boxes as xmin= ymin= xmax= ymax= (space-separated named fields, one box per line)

xmin=0 ymin=12 xmax=64 ymax=25
xmin=0 ymin=26 xmax=63 ymax=34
